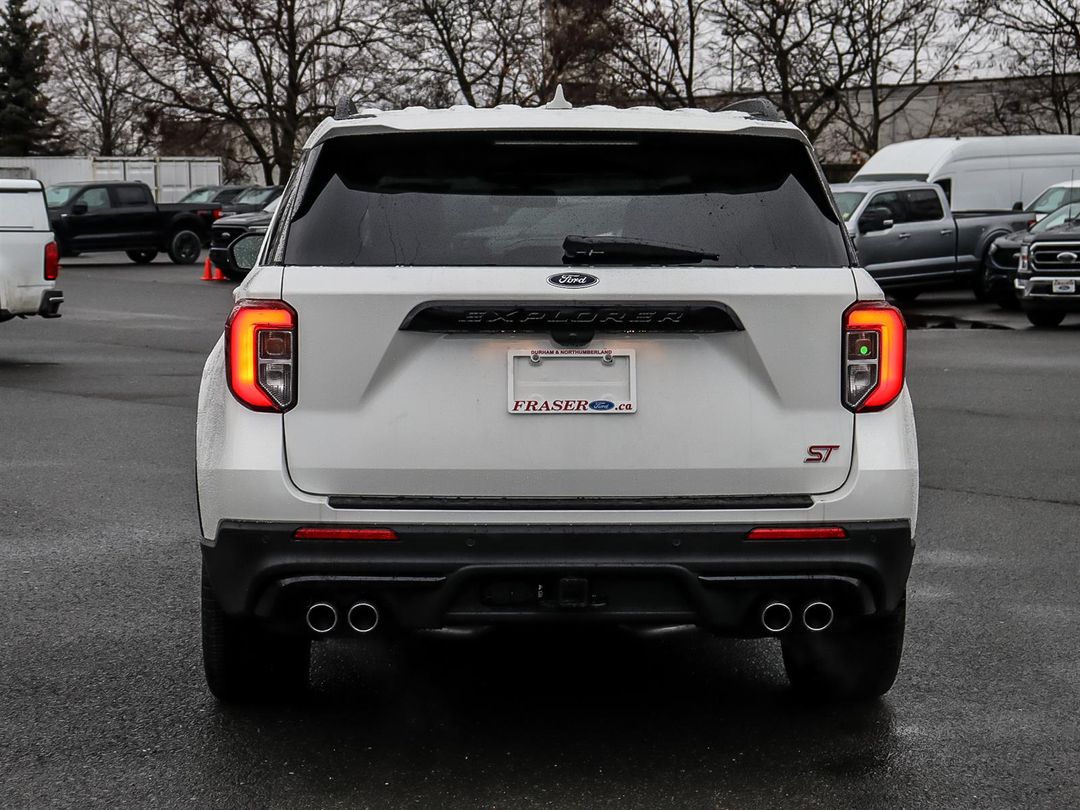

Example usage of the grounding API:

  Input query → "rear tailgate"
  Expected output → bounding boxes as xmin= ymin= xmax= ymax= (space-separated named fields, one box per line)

xmin=282 ymin=266 xmax=856 ymax=498
xmin=275 ymin=126 xmax=857 ymax=500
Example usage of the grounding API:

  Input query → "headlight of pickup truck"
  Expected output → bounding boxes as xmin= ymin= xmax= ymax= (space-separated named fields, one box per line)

xmin=1018 ymin=245 xmax=1030 ymax=274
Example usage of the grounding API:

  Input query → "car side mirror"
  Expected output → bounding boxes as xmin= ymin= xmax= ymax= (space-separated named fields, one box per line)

xmin=859 ymin=206 xmax=894 ymax=234
xmin=72 ymin=201 xmax=88 ymax=215
xmin=229 ymin=232 xmax=264 ymax=272
xmin=1012 ymin=201 xmax=1024 ymax=211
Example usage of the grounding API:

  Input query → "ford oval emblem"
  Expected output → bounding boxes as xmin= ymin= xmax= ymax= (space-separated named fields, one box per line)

xmin=588 ymin=400 xmax=615 ymax=411
xmin=1056 ymin=251 xmax=1078 ymax=263
xmin=547 ymin=272 xmax=599 ymax=289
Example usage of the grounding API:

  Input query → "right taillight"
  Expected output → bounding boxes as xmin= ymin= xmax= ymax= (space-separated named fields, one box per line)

xmin=842 ymin=301 xmax=905 ymax=412
xmin=226 ymin=300 xmax=297 ymax=411
xmin=44 ymin=241 xmax=60 ymax=281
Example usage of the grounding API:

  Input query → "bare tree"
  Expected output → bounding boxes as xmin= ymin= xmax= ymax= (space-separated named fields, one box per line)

xmin=387 ymin=0 xmax=542 ymax=107
xmin=109 ymin=0 xmax=384 ymax=182
xmin=47 ymin=0 xmax=146 ymax=155
xmin=968 ymin=0 xmax=1080 ymax=134
xmin=711 ymin=0 xmax=862 ymax=142
xmin=836 ymin=0 xmax=970 ymax=156
xmin=605 ymin=0 xmax=715 ymax=107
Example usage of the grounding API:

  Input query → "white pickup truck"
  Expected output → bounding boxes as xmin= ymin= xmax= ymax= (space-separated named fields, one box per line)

xmin=0 ymin=180 xmax=62 ymax=323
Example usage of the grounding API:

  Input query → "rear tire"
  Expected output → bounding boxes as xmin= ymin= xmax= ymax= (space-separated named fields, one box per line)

xmin=781 ymin=601 xmax=905 ymax=701
xmin=1025 ymin=308 xmax=1066 ymax=328
xmin=201 ymin=565 xmax=310 ymax=703
xmin=167 ymin=229 xmax=202 ymax=264
xmin=126 ymin=249 xmax=158 ymax=264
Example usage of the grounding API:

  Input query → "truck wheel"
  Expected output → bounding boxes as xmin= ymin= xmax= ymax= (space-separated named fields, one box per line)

xmin=972 ymin=263 xmax=992 ymax=302
xmin=168 ymin=229 xmax=202 ymax=265
xmin=125 ymin=250 xmax=158 ymax=264
xmin=1025 ymin=309 xmax=1066 ymax=328
xmin=781 ymin=601 xmax=905 ymax=701
xmin=201 ymin=565 xmax=310 ymax=703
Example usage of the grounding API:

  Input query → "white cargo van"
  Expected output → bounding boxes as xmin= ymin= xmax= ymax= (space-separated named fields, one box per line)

xmin=853 ymin=135 xmax=1080 ymax=212
xmin=0 ymin=179 xmax=63 ymax=323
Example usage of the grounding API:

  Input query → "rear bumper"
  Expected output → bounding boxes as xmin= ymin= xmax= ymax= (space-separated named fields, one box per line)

xmin=38 ymin=289 xmax=63 ymax=318
xmin=202 ymin=519 xmax=913 ymax=636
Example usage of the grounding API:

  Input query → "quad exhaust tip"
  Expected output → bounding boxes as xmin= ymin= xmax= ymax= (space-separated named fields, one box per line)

xmin=802 ymin=601 xmax=834 ymax=632
xmin=347 ymin=602 xmax=379 ymax=633
xmin=306 ymin=602 xmax=338 ymax=634
xmin=761 ymin=601 xmax=793 ymax=633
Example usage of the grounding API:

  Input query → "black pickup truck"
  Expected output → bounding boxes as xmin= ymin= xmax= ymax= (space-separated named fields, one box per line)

xmin=45 ymin=181 xmax=221 ymax=264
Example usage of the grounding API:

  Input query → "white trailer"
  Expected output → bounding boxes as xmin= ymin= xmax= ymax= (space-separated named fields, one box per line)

xmin=0 ymin=156 xmax=222 ymax=202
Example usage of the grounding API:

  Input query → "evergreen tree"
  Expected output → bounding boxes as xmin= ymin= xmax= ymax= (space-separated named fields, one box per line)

xmin=0 ymin=0 xmax=58 ymax=155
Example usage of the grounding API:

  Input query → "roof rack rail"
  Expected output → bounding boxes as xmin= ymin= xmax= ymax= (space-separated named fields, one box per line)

xmin=719 ymin=98 xmax=785 ymax=122
xmin=334 ymin=96 xmax=358 ymax=120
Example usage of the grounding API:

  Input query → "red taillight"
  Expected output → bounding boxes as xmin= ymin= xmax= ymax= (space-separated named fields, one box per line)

xmin=746 ymin=527 xmax=847 ymax=540
xmin=842 ymin=302 xmax=905 ymax=412
xmin=44 ymin=241 xmax=60 ymax=281
xmin=226 ymin=300 xmax=296 ymax=411
xmin=212 ymin=208 xmax=223 ymax=219
xmin=293 ymin=528 xmax=398 ymax=541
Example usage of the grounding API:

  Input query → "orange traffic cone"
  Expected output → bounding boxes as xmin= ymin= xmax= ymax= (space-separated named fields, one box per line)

xmin=200 ymin=257 xmax=213 ymax=281
xmin=212 ymin=264 xmax=228 ymax=282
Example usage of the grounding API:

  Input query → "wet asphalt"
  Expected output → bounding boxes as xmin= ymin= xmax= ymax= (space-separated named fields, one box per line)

xmin=1 ymin=259 xmax=1078 ymax=808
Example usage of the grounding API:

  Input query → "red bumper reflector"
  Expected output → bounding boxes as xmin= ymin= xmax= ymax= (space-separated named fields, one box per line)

xmin=293 ymin=527 xmax=398 ymax=541
xmin=746 ymin=527 xmax=847 ymax=540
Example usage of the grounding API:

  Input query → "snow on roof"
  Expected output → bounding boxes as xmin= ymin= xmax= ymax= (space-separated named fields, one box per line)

xmin=305 ymin=104 xmax=804 ymax=150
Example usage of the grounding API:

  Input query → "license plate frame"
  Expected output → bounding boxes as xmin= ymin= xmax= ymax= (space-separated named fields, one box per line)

xmin=507 ymin=348 xmax=637 ymax=414
xmin=1052 ymin=279 xmax=1076 ymax=294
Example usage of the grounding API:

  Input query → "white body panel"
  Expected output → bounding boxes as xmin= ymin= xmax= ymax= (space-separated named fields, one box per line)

xmin=280 ymin=265 xmax=857 ymax=498
xmin=0 ymin=180 xmax=55 ymax=318
xmin=854 ymin=135 xmax=1080 ymax=211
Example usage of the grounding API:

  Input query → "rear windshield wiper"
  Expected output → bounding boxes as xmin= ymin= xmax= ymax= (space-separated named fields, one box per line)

xmin=563 ymin=235 xmax=720 ymax=265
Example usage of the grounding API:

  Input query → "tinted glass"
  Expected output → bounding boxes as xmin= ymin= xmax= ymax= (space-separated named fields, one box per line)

xmin=114 ymin=185 xmax=149 ymax=206
xmin=236 ymin=187 xmax=278 ymax=204
xmin=180 ymin=188 xmax=215 ymax=203
xmin=1033 ymin=203 xmax=1080 ymax=232
xmin=78 ymin=187 xmax=111 ymax=210
xmin=903 ymin=189 xmax=944 ymax=221
xmin=46 ymin=185 xmax=78 ymax=208
xmin=865 ymin=191 xmax=907 ymax=224
xmin=833 ymin=191 xmax=865 ymax=221
xmin=1030 ymin=186 xmax=1080 ymax=213
xmin=283 ymin=132 xmax=848 ymax=267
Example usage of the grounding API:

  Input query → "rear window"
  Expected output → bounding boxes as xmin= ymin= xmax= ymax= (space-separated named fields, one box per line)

xmin=0 ymin=190 xmax=47 ymax=230
xmin=282 ymin=131 xmax=849 ymax=268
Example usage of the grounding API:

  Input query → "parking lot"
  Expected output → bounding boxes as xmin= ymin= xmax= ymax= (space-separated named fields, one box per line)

xmin=1 ymin=256 xmax=1079 ymax=808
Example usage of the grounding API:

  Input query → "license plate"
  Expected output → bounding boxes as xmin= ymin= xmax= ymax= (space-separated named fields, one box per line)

xmin=1053 ymin=279 xmax=1076 ymax=294
xmin=508 ymin=349 xmax=636 ymax=414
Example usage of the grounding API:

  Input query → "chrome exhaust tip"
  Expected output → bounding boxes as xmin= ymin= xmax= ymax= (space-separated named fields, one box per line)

xmin=347 ymin=602 xmax=379 ymax=634
xmin=761 ymin=601 xmax=793 ymax=633
xmin=306 ymin=602 xmax=338 ymax=634
xmin=802 ymin=601 xmax=834 ymax=632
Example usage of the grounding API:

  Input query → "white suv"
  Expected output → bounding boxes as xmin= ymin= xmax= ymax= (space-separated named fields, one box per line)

xmin=196 ymin=99 xmax=918 ymax=703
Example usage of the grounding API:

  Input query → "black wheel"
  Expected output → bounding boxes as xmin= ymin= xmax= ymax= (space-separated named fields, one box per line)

xmin=781 ymin=601 xmax=905 ymax=701
xmin=125 ymin=249 xmax=158 ymax=264
xmin=889 ymin=289 xmax=920 ymax=303
xmin=972 ymin=262 xmax=992 ymax=302
xmin=993 ymin=290 xmax=1021 ymax=311
xmin=1025 ymin=308 xmax=1066 ymax=328
xmin=201 ymin=565 xmax=310 ymax=703
xmin=167 ymin=229 xmax=202 ymax=264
